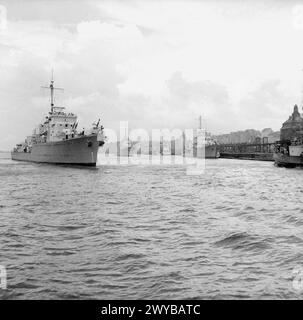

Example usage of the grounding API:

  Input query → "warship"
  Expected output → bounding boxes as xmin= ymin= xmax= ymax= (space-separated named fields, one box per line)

xmin=274 ymin=105 xmax=303 ymax=168
xmin=11 ymin=76 xmax=106 ymax=166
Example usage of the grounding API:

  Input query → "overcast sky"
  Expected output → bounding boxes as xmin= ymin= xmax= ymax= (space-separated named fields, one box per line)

xmin=1 ymin=0 xmax=303 ymax=149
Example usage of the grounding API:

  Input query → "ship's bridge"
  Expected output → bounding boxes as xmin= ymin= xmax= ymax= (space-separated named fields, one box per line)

xmin=47 ymin=108 xmax=78 ymax=142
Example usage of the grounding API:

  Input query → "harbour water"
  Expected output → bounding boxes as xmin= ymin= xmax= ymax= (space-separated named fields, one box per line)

xmin=1 ymin=152 xmax=303 ymax=299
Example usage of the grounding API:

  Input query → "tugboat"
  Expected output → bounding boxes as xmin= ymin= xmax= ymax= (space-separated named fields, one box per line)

xmin=274 ymin=105 xmax=303 ymax=168
xmin=11 ymin=76 xmax=106 ymax=166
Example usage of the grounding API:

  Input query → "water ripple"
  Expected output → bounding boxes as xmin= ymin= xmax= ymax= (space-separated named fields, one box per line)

xmin=1 ymin=155 xmax=303 ymax=299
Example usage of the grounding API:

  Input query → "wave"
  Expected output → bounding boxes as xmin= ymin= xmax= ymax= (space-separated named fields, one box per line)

xmin=115 ymin=253 xmax=146 ymax=261
xmin=214 ymin=232 xmax=273 ymax=251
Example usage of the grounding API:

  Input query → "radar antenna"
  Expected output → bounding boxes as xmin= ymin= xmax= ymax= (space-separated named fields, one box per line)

xmin=41 ymin=70 xmax=64 ymax=113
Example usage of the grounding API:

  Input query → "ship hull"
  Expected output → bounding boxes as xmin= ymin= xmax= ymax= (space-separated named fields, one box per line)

xmin=196 ymin=144 xmax=220 ymax=159
xmin=206 ymin=144 xmax=220 ymax=159
xmin=273 ymin=153 xmax=303 ymax=168
xmin=11 ymin=134 xmax=99 ymax=166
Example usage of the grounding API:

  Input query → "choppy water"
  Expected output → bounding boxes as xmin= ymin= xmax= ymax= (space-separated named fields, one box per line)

xmin=1 ymin=152 xmax=303 ymax=299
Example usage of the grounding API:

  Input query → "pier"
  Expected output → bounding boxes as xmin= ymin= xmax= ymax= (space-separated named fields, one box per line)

xmin=112 ymin=134 xmax=276 ymax=161
xmin=218 ymin=137 xmax=275 ymax=161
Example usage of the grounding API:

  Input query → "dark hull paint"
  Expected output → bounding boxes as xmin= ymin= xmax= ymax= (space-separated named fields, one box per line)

xmin=11 ymin=134 xmax=99 ymax=166
xmin=273 ymin=153 xmax=303 ymax=168
xmin=220 ymin=152 xmax=274 ymax=161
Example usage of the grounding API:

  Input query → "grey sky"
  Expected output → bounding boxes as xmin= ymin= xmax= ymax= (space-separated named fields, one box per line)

xmin=1 ymin=0 xmax=303 ymax=149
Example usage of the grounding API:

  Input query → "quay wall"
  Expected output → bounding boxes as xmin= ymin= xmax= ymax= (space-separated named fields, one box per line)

xmin=218 ymin=141 xmax=275 ymax=161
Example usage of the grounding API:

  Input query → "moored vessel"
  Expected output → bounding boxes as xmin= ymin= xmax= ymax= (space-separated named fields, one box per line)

xmin=194 ymin=116 xmax=220 ymax=159
xmin=205 ymin=132 xmax=220 ymax=159
xmin=274 ymin=105 xmax=303 ymax=168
